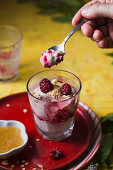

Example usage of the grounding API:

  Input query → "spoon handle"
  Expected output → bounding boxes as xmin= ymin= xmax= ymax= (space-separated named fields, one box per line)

xmin=63 ymin=18 xmax=89 ymax=44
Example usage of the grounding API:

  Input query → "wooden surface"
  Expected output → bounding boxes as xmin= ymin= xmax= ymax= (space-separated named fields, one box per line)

xmin=0 ymin=0 xmax=113 ymax=169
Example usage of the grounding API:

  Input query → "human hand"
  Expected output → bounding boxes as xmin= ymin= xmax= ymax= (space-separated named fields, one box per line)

xmin=72 ymin=0 xmax=113 ymax=48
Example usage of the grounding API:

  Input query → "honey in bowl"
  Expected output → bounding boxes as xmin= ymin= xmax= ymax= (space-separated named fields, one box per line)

xmin=0 ymin=126 xmax=24 ymax=153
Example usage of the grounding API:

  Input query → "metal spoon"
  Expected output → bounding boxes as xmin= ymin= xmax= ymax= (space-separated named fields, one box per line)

xmin=48 ymin=18 xmax=89 ymax=54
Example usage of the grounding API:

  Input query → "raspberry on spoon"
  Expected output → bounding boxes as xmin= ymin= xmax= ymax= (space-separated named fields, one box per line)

xmin=60 ymin=83 xmax=72 ymax=95
xmin=39 ymin=78 xmax=53 ymax=93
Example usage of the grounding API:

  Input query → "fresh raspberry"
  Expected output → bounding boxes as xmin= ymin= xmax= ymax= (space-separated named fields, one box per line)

xmin=60 ymin=83 xmax=72 ymax=95
xmin=43 ymin=55 xmax=47 ymax=61
xmin=39 ymin=78 xmax=53 ymax=93
xmin=48 ymin=50 xmax=53 ymax=53
xmin=49 ymin=148 xmax=63 ymax=160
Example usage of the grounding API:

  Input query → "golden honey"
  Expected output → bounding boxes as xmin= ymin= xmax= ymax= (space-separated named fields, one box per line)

xmin=0 ymin=126 xmax=23 ymax=153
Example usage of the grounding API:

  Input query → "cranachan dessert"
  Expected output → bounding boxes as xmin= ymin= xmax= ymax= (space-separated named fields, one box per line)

xmin=28 ymin=76 xmax=79 ymax=141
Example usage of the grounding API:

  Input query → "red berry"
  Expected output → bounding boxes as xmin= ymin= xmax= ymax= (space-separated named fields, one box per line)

xmin=60 ymin=83 xmax=72 ymax=95
xmin=39 ymin=78 xmax=53 ymax=93
xmin=49 ymin=148 xmax=63 ymax=160
xmin=44 ymin=55 xmax=47 ymax=61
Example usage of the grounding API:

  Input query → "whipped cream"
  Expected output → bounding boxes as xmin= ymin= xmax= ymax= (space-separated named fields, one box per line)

xmin=40 ymin=49 xmax=64 ymax=68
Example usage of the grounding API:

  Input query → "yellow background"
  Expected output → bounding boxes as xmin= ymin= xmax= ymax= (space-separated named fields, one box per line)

xmin=1 ymin=0 xmax=113 ymax=117
xmin=0 ymin=0 xmax=113 ymax=169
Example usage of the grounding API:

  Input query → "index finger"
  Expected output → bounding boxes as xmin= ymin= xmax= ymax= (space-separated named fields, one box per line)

xmin=72 ymin=0 xmax=98 ymax=26
xmin=72 ymin=10 xmax=83 ymax=26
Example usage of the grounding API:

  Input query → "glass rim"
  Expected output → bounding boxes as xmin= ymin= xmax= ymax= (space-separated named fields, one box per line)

xmin=27 ymin=69 xmax=82 ymax=103
xmin=0 ymin=25 xmax=23 ymax=49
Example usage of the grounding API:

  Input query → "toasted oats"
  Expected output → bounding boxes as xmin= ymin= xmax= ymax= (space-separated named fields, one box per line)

xmin=22 ymin=160 xmax=26 ymax=163
xmin=23 ymin=109 xmax=27 ymax=113
xmin=6 ymin=104 xmax=10 ymax=107
xmin=86 ymin=162 xmax=99 ymax=170
xmin=29 ymin=145 xmax=32 ymax=148
xmin=11 ymin=164 xmax=15 ymax=167
xmin=22 ymin=168 xmax=26 ymax=170
xmin=32 ymin=168 xmax=36 ymax=170
xmin=32 ymin=92 xmax=35 ymax=96
xmin=2 ymin=160 xmax=8 ymax=165
xmin=37 ymin=164 xmax=43 ymax=168
xmin=36 ymin=138 xmax=40 ymax=142
xmin=20 ymin=165 xmax=24 ymax=167
xmin=25 ymin=162 xmax=28 ymax=166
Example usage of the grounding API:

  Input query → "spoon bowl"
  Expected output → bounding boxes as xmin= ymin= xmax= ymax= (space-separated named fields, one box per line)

xmin=48 ymin=42 xmax=66 ymax=54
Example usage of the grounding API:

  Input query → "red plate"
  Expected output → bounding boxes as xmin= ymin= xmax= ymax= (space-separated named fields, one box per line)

xmin=0 ymin=92 xmax=92 ymax=170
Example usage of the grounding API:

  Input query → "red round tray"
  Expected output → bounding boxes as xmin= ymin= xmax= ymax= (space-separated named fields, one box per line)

xmin=0 ymin=92 xmax=92 ymax=170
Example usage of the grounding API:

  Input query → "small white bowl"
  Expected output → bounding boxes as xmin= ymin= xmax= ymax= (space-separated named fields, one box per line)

xmin=0 ymin=120 xmax=28 ymax=159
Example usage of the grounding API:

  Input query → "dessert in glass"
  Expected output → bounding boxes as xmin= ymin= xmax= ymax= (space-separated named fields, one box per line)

xmin=27 ymin=70 xmax=82 ymax=141
xmin=0 ymin=25 xmax=23 ymax=82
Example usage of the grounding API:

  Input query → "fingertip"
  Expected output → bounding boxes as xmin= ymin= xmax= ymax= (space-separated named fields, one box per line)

xmin=93 ymin=30 xmax=103 ymax=41
xmin=72 ymin=11 xmax=83 ymax=26
xmin=81 ymin=23 xmax=94 ymax=37
xmin=96 ymin=38 xmax=107 ymax=48
xmin=81 ymin=7 xmax=91 ymax=18
xmin=72 ymin=17 xmax=76 ymax=26
xmin=81 ymin=8 xmax=88 ymax=17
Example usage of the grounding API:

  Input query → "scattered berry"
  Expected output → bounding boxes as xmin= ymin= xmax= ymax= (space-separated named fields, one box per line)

xmin=39 ymin=78 xmax=53 ymax=93
xmin=49 ymin=148 xmax=63 ymax=160
xmin=60 ymin=83 xmax=71 ymax=95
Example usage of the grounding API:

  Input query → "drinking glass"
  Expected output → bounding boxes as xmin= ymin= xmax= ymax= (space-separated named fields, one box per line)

xmin=0 ymin=25 xmax=23 ymax=82
xmin=27 ymin=70 xmax=82 ymax=141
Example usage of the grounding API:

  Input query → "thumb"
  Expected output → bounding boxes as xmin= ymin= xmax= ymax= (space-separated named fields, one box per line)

xmin=81 ymin=2 xmax=113 ymax=19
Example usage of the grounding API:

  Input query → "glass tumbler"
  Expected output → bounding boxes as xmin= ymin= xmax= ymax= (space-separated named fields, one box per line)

xmin=0 ymin=25 xmax=23 ymax=82
xmin=27 ymin=70 xmax=82 ymax=141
